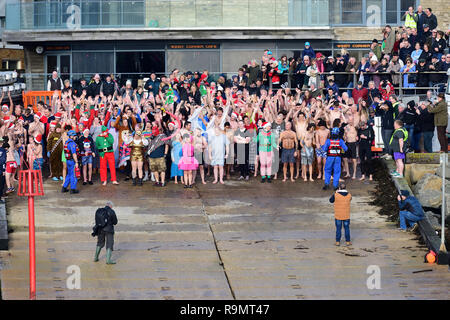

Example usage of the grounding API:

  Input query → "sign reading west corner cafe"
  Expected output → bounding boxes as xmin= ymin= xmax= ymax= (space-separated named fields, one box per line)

xmin=169 ymin=44 xmax=219 ymax=49
xmin=334 ymin=42 xmax=371 ymax=49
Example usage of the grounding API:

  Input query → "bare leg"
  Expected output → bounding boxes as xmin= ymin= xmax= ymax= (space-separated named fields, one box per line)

xmin=213 ymin=166 xmax=218 ymax=184
xmin=219 ymin=166 xmax=225 ymax=184
xmin=282 ymin=163 xmax=288 ymax=182
xmin=160 ymin=172 xmax=165 ymax=184
xmin=199 ymin=165 xmax=206 ymax=184
xmin=343 ymin=158 xmax=350 ymax=178
xmin=309 ymin=164 xmax=314 ymax=181
xmin=83 ymin=164 xmax=88 ymax=183
xmin=154 ymin=172 xmax=160 ymax=183
xmin=88 ymin=163 xmax=93 ymax=181
xmin=290 ymin=163 xmax=295 ymax=182
xmin=352 ymin=159 xmax=357 ymax=179
xmin=316 ymin=158 xmax=322 ymax=179
xmin=254 ymin=155 xmax=259 ymax=177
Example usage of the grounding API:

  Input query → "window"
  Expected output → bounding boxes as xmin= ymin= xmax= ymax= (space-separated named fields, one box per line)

xmin=2 ymin=60 xmax=18 ymax=70
xmin=72 ymin=52 xmax=114 ymax=74
xmin=336 ymin=0 xmax=419 ymax=26
xmin=342 ymin=0 xmax=363 ymax=24
xmin=116 ymin=52 xmax=165 ymax=74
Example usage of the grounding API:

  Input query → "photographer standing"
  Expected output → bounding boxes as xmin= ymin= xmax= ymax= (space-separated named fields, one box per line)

xmin=93 ymin=201 xmax=118 ymax=264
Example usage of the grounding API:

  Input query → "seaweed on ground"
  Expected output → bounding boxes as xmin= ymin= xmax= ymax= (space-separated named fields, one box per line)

xmin=370 ymin=159 xmax=399 ymax=223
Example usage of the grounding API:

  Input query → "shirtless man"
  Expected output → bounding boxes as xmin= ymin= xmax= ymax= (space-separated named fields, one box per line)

xmin=343 ymin=120 xmax=358 ymax=179
xmin=315 ymin=119 xmax=329 ymax=179
xmin=29 ymin=113 xmax=45 ymax=140
xmin=300 ymin=123 xmax=315 ymax=182
xmin=5 ymin=129 xmax=17 ymax=193
xmin=294 ymin=111 xmax=308 ymax=179
xmin=328 ymin=100 xmax=342 ymax=128
xmin=193 ymin=127 xmax=208 ymax=184
xmin=279 ymin=121 xmax=298 ymax=182
xmin=28 ymin=134 xmax=44 ymax=170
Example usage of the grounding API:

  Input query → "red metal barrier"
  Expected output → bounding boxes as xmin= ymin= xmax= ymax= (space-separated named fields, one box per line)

xmin=17 ymin=169 xmax=44 ymax=300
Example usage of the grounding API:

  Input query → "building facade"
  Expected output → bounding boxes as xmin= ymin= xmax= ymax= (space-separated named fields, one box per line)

xmin=2 ymin=0 xmax=449 ymax=90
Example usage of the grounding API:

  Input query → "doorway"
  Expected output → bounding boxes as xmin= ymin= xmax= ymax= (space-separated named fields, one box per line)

xmin=46 ymin=54 xmax=71 ymax=82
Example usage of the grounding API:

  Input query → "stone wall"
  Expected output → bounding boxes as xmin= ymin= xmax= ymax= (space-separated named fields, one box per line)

xmin=421 ymin=0 xmax=450 ymax=30
xmin=333 ymin=27 xmax=384 ymax=42
xmin=0 ymin=48 xmax=24 ymax=70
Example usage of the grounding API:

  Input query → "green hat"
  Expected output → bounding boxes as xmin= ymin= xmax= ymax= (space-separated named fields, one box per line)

xmin=101 ymin=125 xmax=108 ymax=132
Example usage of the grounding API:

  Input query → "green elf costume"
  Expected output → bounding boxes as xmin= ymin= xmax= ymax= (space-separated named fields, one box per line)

xmin=95 ymin=125 xmax=119 ymax=185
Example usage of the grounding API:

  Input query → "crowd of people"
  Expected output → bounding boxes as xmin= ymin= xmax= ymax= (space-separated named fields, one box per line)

xmin=0 ymin=6 xmax=448 ymax=197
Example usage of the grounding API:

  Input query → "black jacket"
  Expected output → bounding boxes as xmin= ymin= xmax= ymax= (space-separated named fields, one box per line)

xmin=88 ymin=81 xmax=102 ymax=98
xmin=101 ymin=81 xmax=116 ymax=97
xmin=358 ymin=126 xmax=375 ymax=145
xmin=375 ymin=101 xmax=395 ymax=130
xmin=397 ymin=106 xmax=417 ymax=125
xmin=416 ymin=108 xmax=434 ymax=132
xmin=416 ymin=63 xmax=429 ymax=87
xmin=423 ymin=14 xmax=438 ymax=31
xmin=428 ymin=61 xmax=442 ymax=83
xmin=102 ymin=206 xmax=118 ymax=234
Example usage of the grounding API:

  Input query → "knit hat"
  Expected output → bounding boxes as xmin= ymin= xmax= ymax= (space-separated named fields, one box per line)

xmin=331 ymin=127 xmax=340 ymax=135
xmin=101 ymin=125 xmax=108 ymax=132
xmin=370 ymin=56 xmax=378 ymax=62
xmin=400 ymin=190 xmax=410 ymax=197
xmin=34 ymin=134 xmax=42 ymax=144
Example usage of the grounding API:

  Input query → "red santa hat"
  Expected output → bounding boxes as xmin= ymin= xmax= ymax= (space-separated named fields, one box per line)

xmin=17 ymin=116 xmax=24 ymax=123
xmin=34 ymin=112 xmax=42 ymax=119
xmin=199 ymin=73 xmax=208 ymax=83
xmin=54 ymin=112 xmax=62 ymax=119
xmin=8 ymin=122 xmax=15 ymax=130
xmin=231 ymin=112 xmax=239 ymax=119
xmin=50 ymin=120 xmax=57 ymax=128
xmin=2 ymin=104 xmax=9 ymax=111
xmin=168 ymin=121 xmax=176 ymax=128
xmin=3 ymin=115 xmax=11 ymax=123
xmin=34 ymin=134 xmax=42 ymax=144
xmin=263 ymin=122 xmax=271 ymax=130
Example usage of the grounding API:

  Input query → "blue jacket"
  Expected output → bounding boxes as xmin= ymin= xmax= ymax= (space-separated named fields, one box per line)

xmin=321 ymin=138 xmax=348 ymax=154
xmin=398 ymin=196 xmax=424 ymax=218
xmin=302 ymin=46 xmax=316 ymax=60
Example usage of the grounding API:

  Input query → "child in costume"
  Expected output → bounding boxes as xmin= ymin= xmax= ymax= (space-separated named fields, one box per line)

xmin=254 ymin=122 xmax=278 ymax=183
xmin=47 ymin=123 xmax=64 ymax=181
xmin=170 ymin=134 xmax=184 ymax=184
xmin=321 ymin=127 xmax=348 ymax=190
xmin=77 ymin=128 xmax=96 ymax=185
xmin=178 ymin=134 xmax=199 ymax=188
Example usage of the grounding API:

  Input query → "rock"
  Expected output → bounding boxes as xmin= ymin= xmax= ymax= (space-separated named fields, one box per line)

xmin=424 ymin=211 xmax=441 ymax=230
xmin=408 ymin=163 xmax=440 ymax=185
xmin=435 ymin=164 xmax=450 ymax=179
xmin=416 ymin=189 xmax=442 ymax=209
xmin=413 ymin=174 xmax=443 ymax=194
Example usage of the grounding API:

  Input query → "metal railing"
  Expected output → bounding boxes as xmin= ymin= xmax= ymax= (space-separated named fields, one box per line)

xmin=5 ymin=0 xmax=330 ymax=31
xmin=18 ymin=71 xmax=449 ymax=98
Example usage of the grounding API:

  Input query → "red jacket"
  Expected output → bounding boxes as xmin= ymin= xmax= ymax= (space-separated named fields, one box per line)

xmin=352 ymin=87 xmax=368 ymax=103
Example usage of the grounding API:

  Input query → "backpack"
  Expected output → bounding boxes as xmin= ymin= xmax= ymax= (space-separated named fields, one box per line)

xmin=95 ymin=207 xmax=110 ymax=228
